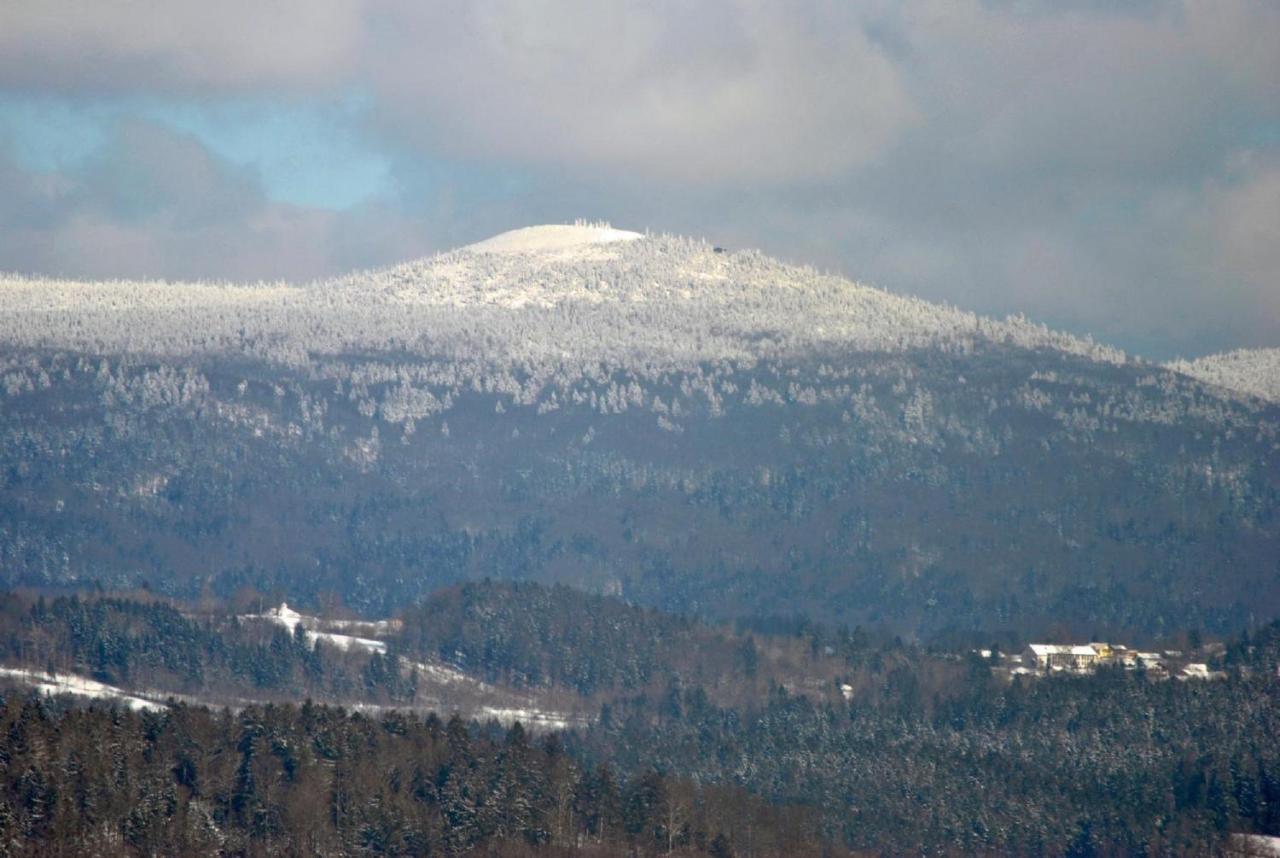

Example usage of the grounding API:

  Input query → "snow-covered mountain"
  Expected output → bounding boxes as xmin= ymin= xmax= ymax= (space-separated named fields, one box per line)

xmin=1169 ymin=348 xmax=1280 ymax=404
xmin=0 ymin=221 xmax=1124 ymax=371
xmin=0 ymin=224 xmax=1277 ymax=640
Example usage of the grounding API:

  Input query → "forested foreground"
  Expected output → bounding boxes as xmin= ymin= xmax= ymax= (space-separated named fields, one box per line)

xmin=578 ymin=672 xmax=1280 ymax=855
xmin=0 ymin=699 xmax=817 ymax=857
xmin=1 ymin=666 xmax=1279 ymax=855
xmin=562 ymin=619 xmax=1280 ymax=854
xmin=2 ymin=586 xmax=1280 ymax=854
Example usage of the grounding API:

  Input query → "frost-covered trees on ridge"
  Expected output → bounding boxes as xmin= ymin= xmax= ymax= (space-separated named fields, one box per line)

xmin=0 ymin=232 xmax=1128 ymax=380
xmin=0 ymin=229 xmax=1172 ymax=441
xmin=1168 ymin=348 xmax=1280 ymax=404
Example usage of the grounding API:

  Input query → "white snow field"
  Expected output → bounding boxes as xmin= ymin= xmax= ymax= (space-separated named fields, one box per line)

xmin=478 ymin=706 xmax=583 ymax=731
xmin=463 ymin=221 xmax=643 ymax=255
xmin=0 ymin=666 xmax=167 ymax=711
xmin=1230 ymin=833 xmax=1280 ymax=856
xmin=0 ymin=664 xmax=586 ymax=730
xmin=246 ymin=602 xmax=389 ymax=654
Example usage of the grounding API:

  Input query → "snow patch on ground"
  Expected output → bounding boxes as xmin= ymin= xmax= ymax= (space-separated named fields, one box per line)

xmin=0 ymin=666 xmax=167 ymax=711
xmin=326 ymin=616 xmax=400 ymax=635
xmin=246 ymin=602 xmax=388 ymax=654
xmin=464 ymin=223 xmax=643 ymax=255
xmin=310 ymin=631 xmax=387 ymax=654
xmin=478 ymin=706 xmax=585 ymax=731
xmin=0 ymin=656 xmax=589 ymax=732
xmin=1231 ymin=833 xmax=1280 ymax=856
xmin=403 ymin=658 xmax=491 ymax=689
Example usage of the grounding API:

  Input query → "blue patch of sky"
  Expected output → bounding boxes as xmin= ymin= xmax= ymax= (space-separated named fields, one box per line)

xmin=0 ymin=92 xmax=393 ymax=210
xmin=0 ymin=95 xmax=110 ymax=169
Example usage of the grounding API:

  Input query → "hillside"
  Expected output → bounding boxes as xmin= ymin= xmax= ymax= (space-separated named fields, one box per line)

xmin=1169 ymin=348 xmax=1280 ymax=404
xmin=1 ymin=583 xmax=1278 ymax=855
xmin=1 ymin=224 xmax=1278 ymax=640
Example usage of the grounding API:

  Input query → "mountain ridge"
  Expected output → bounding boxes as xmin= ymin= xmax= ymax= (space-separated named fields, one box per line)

xmin=4 ymin=224 xmax=1129 ymax=371
xmin=1167 ymin=347 xmax=1280 ymax=404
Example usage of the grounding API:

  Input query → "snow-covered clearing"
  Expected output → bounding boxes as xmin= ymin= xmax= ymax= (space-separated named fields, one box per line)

xmin=0 ymin=666 xmax=167 ymax=712
xmin=403 ymin=658 xmax=492 ymax=690
xmin=479 ymin=706 xmax=585 ymax=731
xmin=0 ymin=664 xmax=587 ymax=731
xmin=1231 ymin=833 xmax=1280 ymax=856
xmin=245 ymin=602 xmax=388 ymax=654
xmin=310 ymin=631 xmax=387 ymax=654
xmin=242 ymin=605 xmax=557 ymax=709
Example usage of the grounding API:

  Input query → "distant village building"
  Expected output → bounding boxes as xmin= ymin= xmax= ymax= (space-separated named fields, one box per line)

xmin=1136 ymin=652 xmax=1164 ymax=669
xmin=1179 ymin=663 xmax=1226 ymax=681
xmin=1024 ymin=644 xmax=1101 ymax=672
xmin=1021 ymin=641 xmax=1164 ymax=674
xmin=1109 ymin=645 xmax=1138 ymax=667
xmin=1007 ymin=639 xmax=1230 ymax=682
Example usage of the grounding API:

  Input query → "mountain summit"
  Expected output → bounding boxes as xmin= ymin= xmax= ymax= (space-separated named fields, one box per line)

xmin=462 ymin=222 xmax=644 ymax=255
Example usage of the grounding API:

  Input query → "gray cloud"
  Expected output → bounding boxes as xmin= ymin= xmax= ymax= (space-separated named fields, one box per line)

xmin=2 ymin=1 xmax=920 ymax=184
xmin=361 ymin=1 xmax=920 ymax=184
xmin=0 ymin=1 xmax=363 ymax=94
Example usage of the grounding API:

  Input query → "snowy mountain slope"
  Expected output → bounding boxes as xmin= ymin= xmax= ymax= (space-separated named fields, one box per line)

xmin=0 ymin=224 xmax=1277 ymax=640
xmin=0 ymin=224 xmax=1124 ymax=370
xmin=1168 ymin=348 xmax=1280 ymax=404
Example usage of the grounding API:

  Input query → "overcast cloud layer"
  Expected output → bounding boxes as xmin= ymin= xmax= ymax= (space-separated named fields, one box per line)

xmin=0 ymin=0 xmax=1276 ymax=358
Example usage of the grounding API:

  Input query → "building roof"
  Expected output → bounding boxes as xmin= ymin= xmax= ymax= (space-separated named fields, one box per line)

xmin=1028 ymin=644 xmax=1097 ymax=657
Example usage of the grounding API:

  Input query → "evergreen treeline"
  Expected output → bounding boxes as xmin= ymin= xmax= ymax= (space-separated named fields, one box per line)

xmin=399 ymin=582 xmax=808 ymax=697
xmin=0 ymin=698 xmax=819 ymax=857
xmin=575 ymin=664 xmax=1280 ymax=855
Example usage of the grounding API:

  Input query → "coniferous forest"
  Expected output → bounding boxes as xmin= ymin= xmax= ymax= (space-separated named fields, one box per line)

xmin=0 ymin=584 xmax=1278 ymax=855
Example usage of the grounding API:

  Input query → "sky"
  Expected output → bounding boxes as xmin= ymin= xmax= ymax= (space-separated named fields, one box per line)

xmin=0 ymin=1 xmax=1276 ymax=359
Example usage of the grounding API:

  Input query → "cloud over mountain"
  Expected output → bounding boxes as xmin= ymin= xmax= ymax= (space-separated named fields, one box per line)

xmin=0 ymin=0 xmax=1276 ymax=357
